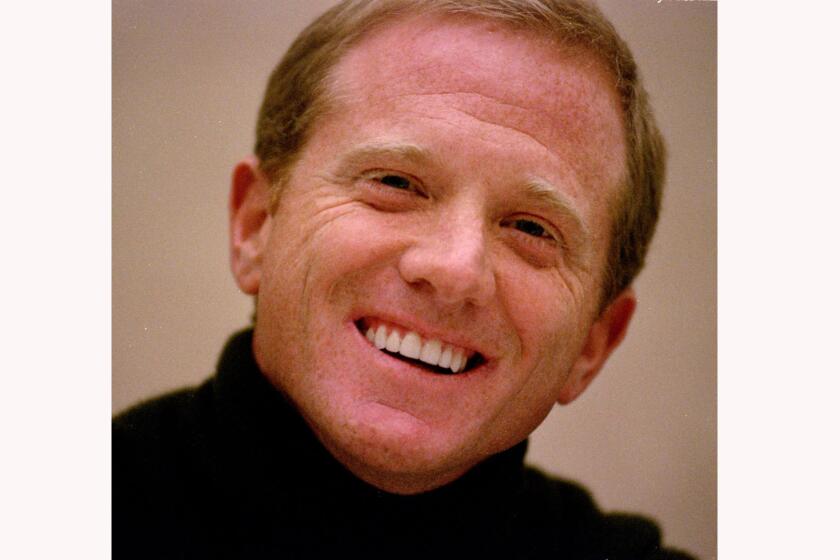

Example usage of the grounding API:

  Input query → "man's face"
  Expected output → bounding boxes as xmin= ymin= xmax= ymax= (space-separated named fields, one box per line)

xmin=242 ymin=14 xmax=628 ymax=493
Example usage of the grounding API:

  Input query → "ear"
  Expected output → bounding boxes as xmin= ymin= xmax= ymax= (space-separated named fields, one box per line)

xmin=557 ymin=288 xmax=637 ymax=405
xmin=229 ymin=156 xmax=272 ymax=295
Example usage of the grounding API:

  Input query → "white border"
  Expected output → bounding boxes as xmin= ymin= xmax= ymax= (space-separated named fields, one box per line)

xmin=0 ymin=1 xmax=111 ymax=557
xmin=720 ymin=2 xmax=840 ymax=559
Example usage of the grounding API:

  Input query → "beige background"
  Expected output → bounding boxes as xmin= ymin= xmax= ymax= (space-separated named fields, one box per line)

xmin=113 ymin=1 xmax=716 ymax=558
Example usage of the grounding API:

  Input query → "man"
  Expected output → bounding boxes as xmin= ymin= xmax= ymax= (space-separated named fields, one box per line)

xmin=114 ymin=1 xmax=693 ymax=558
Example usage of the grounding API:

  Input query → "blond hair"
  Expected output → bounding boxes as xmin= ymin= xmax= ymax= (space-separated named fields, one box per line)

xmin=255 ymin=0 xmax=666 ymax=309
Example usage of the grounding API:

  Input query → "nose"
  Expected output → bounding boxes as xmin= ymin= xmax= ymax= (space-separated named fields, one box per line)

xmin=397 ymin=208 xmax=496 ymax=308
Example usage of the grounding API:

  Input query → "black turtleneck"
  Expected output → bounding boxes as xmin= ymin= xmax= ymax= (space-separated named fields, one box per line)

xmin=113 ymin=329 xmax=695 ymax=560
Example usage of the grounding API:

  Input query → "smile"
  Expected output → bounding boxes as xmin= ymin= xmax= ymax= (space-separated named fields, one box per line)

xmin=355 ymin=318 xmax=485 ymax=374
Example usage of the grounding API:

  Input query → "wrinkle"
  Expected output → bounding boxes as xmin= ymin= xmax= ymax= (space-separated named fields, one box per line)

xmin=393 ymin=90 xmax=558 ymax=150
xmin=453 ymin=104 xmax=558 ymax=159
xmin=400 ymin=89 xmax=543 ymax=116
xmin=280 ymin=186 xmax=361 ymax=329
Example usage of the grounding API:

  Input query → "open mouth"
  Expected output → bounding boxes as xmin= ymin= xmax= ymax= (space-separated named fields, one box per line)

xmin=354 ymin=318 xmax=485 ymax=375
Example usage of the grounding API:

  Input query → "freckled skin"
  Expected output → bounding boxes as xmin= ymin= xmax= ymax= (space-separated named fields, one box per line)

xmin=241 ymin=14 xmax=630 ymax=494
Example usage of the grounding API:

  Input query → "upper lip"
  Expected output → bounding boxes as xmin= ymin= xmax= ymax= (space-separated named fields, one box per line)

xmin=352 ymin=311 xmax=498 ymax=362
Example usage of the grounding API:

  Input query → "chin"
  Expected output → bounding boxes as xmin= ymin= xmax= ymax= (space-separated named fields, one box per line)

xmin=306 ymin=396 xmax=485 ymax=493
xmin=252 ymin=300 xmax=538 ymax=493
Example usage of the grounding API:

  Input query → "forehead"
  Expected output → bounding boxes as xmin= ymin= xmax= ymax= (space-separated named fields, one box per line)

xmin=326 ymin=13 xmax=627 ymax=194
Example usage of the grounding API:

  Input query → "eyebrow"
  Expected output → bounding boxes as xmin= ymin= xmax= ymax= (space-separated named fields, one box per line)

xmin=521 ymin=178 xmax=591 ymax=246
xmin=336 ymin=141 xmax=436 ymax=169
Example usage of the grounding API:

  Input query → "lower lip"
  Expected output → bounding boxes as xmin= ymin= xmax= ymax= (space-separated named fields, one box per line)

xmin=346 ymin=320 xmax=492 ymax=381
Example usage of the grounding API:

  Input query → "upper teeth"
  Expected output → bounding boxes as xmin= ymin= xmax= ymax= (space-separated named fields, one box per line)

xmin=365 ymin=324 xmax=471 ymax=373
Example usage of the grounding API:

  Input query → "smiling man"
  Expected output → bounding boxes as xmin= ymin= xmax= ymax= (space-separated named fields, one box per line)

xmin=114 ymin=1 xmax=692 ymax=558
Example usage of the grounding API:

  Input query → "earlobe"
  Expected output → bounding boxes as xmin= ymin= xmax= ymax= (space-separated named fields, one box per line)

xmin=229 ymin=156 xmax=272 ymax=295
xmin=557 ymin=288 xmax=637 ymax=405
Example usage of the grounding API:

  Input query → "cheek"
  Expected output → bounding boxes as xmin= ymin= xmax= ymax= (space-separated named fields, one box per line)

xmin=259 ymin=206 xmax=412 ymax=366
xmin=496 ymin=262 xmax=588 ymax=359
xmin=263 ymin=196 xmax=389 ymax=298
xmin=312 ymin=209 xmax=408 ymax=301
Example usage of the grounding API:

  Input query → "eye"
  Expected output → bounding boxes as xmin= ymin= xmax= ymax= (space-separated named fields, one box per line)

xmin=362 ymin=170 xmax=427 ymax=198
xmin=500 ymin=215 xmax=564 ymax=267
xmin=378 ymin=174 xmax=412 ymax=190
xmin=356 ymin=169 xmax=428 ymax=210
xmin=512 ymin=219 xmax=549 ymax=238
xmin=501 ymin=217 xmax=556 ymax=242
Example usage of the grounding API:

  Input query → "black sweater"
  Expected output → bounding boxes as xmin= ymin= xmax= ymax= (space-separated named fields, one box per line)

xmin=113 ymin=329 xmax=695 ymax=559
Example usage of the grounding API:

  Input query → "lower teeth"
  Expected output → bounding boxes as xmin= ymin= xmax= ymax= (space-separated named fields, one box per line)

xmin=381 ymin=348 xmax=461 ymax=374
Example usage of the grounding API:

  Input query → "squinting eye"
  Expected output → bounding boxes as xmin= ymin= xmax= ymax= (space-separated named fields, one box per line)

xmin=378 ymin=174 xmax=412 ymax=190
xmin=512 ymin=218 xmax=551 ymax=239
